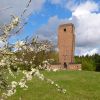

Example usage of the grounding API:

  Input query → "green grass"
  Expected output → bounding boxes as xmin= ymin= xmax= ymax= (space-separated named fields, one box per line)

xmin=2 ymin=71 xmax=100 ymax=100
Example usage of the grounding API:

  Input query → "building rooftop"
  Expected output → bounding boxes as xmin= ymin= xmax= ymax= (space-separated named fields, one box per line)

xmin=59 ymin=23 xmax=74 ymax=28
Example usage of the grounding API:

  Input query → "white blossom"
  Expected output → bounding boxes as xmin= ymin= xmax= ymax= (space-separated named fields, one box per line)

xmin=53 ymin=68 xmax=58 ymax=72
xmin=0 ymin=17 xmax=66 ymax=99
xmin=15 ymin=41 xmax=25 ymax=49
xmin=11 ymin=81 xmax=17 ymax=88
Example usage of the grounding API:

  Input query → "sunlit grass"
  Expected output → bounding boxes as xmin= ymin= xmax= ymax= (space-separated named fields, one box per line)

xmin=1 ymin=70 xmax=100 ymax=100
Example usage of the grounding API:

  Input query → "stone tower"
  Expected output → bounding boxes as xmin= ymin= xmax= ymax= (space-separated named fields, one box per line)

xmin=58 ymin=23 xmax=75 ymax=65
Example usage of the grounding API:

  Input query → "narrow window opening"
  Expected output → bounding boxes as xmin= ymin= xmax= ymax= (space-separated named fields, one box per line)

xmin=64 ymin=28 xmax=66 ymax=32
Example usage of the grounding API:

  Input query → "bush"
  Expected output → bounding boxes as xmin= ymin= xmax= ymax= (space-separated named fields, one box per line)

xmin=75 ymin=56 xmax=96 ymax=71
xmin=96 ymin=63 xmax=100 ymax=72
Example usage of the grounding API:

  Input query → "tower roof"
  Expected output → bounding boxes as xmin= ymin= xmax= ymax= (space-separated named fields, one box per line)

xmin=59 ymin=23 xmax=74 ymax=28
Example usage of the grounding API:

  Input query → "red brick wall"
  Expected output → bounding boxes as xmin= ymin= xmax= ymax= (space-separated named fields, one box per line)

xmin=58 ymin=23 xmax=75 ymax=65
xmin=67 ymin=64 xmax=81 ymax=70
xmin=50 ymin=64 xmax=82 ymax=70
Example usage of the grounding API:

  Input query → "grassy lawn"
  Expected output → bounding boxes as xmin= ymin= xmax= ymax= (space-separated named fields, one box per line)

xmin=1 ymin=71 xmax=100 ymax=100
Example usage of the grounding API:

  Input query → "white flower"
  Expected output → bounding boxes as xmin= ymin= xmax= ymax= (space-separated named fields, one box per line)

xmin=22 ymin=45 xmax=27 ymax=50
xmin=12 ymin=16 xmax=20 ymax=26
xmin=30 ymin=61 xmax=32 ymax=64
xmin=31 ymin=68 xmax=36 ymax=73
xmin=53 ymin=69 xmax=58 ymax=72
xmin=55 ymin=84 xmax=59 ymax=87
xmin=15 ymin=41 xmax=25 ymax=49
xmin=51 ymin=81 xmax=54 ymax=85
xmin=26 ymin=72 xmax=32 ymax=81
xmin=6 ymin=89 xmax=16 ymax=96
xmin=19 ymin=58 xmax=23 ymax=62
xmin=29 ymin=47 xmax=34 ymax=51
xmin=14 ymin=58 xmax=18 ymax=60
xmin=0 ymin=62 xmax=6 ymax=66
xmin=62 ymin=89 xmax=66 ymax=94
xmin=24 ymin=61 xmax=28 ymax=64
xmin=38 ymin=74 xmax=44 ymax=81
xmin=34 ymin=70 xmax=40 ymax=77
xmin=19 ymin=80 xmax=27 ymax=88
xmin=11 ymin=81 xmax=17 ymax=88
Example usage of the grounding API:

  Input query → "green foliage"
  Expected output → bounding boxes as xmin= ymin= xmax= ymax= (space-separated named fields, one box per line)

xmin=91 ymin=54 xmax=100 ymax=71
xmin=0 ymin=72 xmax=8 ymax=91
xmin=75 ymin=54 xmax=100 ymax=71
xmin=82 ymin=58 xmax=95 ymax=71
xmin=14 ymin=44 xmax=100 ymax=72
xmin=48 ymin=51 xmax=59 ymax=65
xmin=33 ymin=50 xmax=48 ymax=66
xmin=14 ymin=41 xmax=59 ymax=70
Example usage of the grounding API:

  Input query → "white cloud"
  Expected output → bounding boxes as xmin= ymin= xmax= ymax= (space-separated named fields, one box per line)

xmin=84 ymin=48 xmax=98 ymax=56
xmin=35 ymin=16 xmax=72 ymax=45
xmin=65 ymin=0 xmax=78 ymax=11
xmin=75 ymin=47 xmax=99 ymax=56
xmin=73 ymin=1 xmax=99 ymax=17
xmin=49 ymin=0 xmax=78 ymax=11
xmin=71 ymin=1 xmax=100 ymax=55
xmin=35 ymin=16 xmax=60 ymax=43
xmin=0 ymin=40 xmax=5 ymax=47
xmin=0 ymin=0 xmax=45 ymax=24
xmin=35 ymin=1 xmax=100 ymax=55
xmin=71 ymin=1 xmax=100 ymax=48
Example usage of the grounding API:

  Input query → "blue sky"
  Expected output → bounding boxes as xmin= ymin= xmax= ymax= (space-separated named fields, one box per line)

xmin=9 ymin=0 xmax=72 ymax=41
xmin=0 ymin=0 xmax=100 ymax=55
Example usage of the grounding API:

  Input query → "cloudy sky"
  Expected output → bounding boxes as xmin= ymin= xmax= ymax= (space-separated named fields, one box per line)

xmin=0 ymin=0 xmax=100 ymax=56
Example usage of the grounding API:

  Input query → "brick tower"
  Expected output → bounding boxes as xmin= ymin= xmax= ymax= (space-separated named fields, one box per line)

xmin=58 ymin=23 xmax=75 ymax=65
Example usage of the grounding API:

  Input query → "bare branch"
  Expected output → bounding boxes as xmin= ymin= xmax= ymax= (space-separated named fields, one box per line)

xmin=0 ymin=7 xmax=12 ymax=12
xmin=21 ymin=0 xmax=32 ymax=17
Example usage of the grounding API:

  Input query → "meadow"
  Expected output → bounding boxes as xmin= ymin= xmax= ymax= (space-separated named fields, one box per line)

xmin=2 ymin=70 xmax=100 ymax=100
